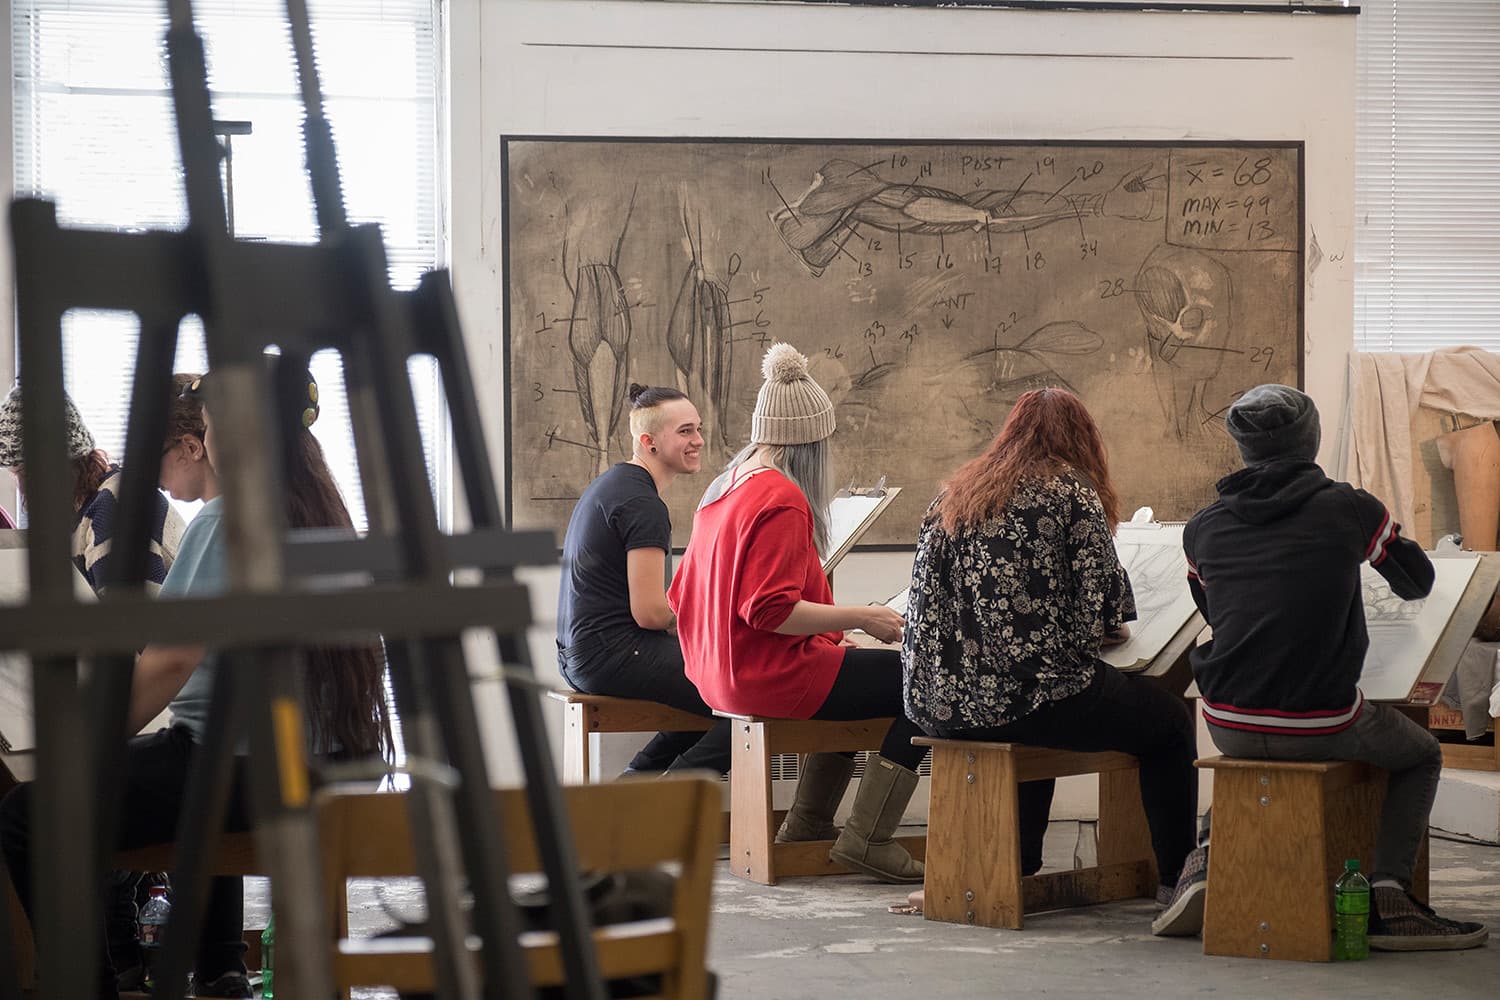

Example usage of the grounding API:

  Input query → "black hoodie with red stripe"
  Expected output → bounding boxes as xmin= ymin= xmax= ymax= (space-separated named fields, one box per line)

xmin=1183 ymin=460 xmax=1434 ymax=736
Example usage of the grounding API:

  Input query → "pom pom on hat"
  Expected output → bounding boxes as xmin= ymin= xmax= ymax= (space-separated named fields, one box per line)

xmin=762 ymin=342 xmax=811 ymax=384
xmin=751 ymin=342 xmax=836 ymax=446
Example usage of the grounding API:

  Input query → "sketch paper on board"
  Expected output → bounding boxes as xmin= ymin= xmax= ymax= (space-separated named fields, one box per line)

xmin=505 ymin=139 xmax=1303 ymax=547
xmin=1101 ymin=524 xmax=1197 ymax=672
xmin=822 ymin=487 xmax=900 ymax=575
xmin=1359 ymin=557 xmax=1480 ymax=702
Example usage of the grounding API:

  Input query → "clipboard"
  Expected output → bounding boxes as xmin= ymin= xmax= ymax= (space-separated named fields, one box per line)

xmin=821 ymin=483 xmax=900 ymax=576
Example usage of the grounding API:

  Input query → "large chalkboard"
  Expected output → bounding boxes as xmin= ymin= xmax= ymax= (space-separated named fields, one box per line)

xmin=503 ymin=138 xmax=1303 ymax=546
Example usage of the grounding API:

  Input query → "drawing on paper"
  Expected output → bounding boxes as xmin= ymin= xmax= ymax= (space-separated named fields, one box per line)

xmin=1101 ymin=524 xmax=1199 ymax=671
xmin=505 ymin=140 xmax=1303 ymax=545
xmin=1358 ymin=559 xmax=1481 ymax=702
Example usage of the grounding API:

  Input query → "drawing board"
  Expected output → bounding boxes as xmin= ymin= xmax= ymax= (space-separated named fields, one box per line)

xmin=0 ymin=539 xmax=96 ymax=752
xmin=1360 ymin=556 xmax=1481 ymax=702
xmin=504 ymin=138 xmax=1303 ymax=546
xmin=823 ymin=487 xmax=900 ymax=575
xmin=1103 ymin=523 xmax=1199 ymax=673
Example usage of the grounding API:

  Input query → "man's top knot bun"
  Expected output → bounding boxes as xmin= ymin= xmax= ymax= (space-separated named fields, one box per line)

xmin=762 ymin=342 xmax=810 ymax=383
xmin=627 ymin=382 xmax=647 ymax=404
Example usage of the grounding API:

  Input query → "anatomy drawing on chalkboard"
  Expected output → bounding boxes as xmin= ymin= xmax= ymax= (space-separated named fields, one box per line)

xmin=666 ymin=205 xmax=738 ymax=465
xmin=562 ymin=185 xmax=638 ymax=476
xmin=505 ymin=139 xmax=1303 ymax=546
xmin=771 ymin=159 xmax=1168 ymax=277
xmin=1134 ymin=245 xmax=1235 ymax=441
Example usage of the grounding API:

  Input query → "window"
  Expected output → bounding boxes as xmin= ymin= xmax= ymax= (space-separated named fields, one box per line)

xmin=12 ymin=0 xmax=447 ymax=767
xmin=1354 ymin=0 xmax=1500 ymax=352
xmin=11 ymin=0 xmax=447 ymax=530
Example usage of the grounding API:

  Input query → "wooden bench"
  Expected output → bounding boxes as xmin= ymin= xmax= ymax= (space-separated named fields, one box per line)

xmin=913 ymin=737 xmax=1156 ymax=929
xmin=1196 ymin=755 xmax=1430 ymax=962
xmin=717 ymin=713 xmax=926 ymax=885
xmin=547 ymin=691 xmax=714 ymax=784
xmin=320 ymin=776 xmax=720 ymax=1000
xmin=1428 ymin=704 xmax=1499 ymax=772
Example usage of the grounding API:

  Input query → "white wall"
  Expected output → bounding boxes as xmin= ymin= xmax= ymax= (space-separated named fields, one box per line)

xmin=452 ymin=0 xmax=1359 ymax=785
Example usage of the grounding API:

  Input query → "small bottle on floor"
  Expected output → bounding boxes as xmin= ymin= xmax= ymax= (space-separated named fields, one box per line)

xmin=1334 ymin=859 xmax=1370 ymax=960
xmin=137 ymin=885 xmax=172 ymax=986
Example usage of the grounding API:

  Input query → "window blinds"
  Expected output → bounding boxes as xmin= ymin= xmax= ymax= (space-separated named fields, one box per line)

xmin=1354 ymin=0 xmax=1500 ymax=352
xmin=11 ymin=0 xmax=445 ymax=531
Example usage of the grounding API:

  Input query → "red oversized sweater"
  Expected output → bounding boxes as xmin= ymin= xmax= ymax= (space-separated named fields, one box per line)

xmin=668 ymin=469 xmax=844 ymax=719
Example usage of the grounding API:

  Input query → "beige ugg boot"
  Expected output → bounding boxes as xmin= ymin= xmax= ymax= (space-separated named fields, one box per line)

xmin=829 ymin=754 xmax=924 ymax=884
xmin=774 ymin=753 xmax=855 ymax=843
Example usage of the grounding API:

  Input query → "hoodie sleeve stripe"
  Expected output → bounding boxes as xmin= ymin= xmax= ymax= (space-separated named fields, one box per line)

xmin=1366 ymin=512 xmax=1399 ymax=566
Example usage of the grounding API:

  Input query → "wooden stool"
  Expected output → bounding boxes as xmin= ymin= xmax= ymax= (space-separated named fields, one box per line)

xmin=914 ymin=737 xmax=1157 ymax=929
xmin=1197 ymin=755 xmax=1430 ymax=962
xmin=547 ymin=691 xmax=713 ymax=783
xmin=717 ymin=713 xmax=926 ymax=885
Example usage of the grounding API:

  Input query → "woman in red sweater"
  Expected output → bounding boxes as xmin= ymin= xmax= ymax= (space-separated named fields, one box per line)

xmin=669 ymin=343 xmax=924 ymax=883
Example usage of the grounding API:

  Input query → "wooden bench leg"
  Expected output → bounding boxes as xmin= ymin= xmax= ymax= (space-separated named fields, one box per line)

xmin=729 ymin=721 xmax=777 ymax=885
xmin=562 ymin=702 xmax=591 ymax=784
xmin=1097 ymin=768 xmax=1159 ymax=890
xmin=1203 ymin=767 xmax=1379 ymax=961
xmin=924 ymin=745 xmax=1024 ymax=929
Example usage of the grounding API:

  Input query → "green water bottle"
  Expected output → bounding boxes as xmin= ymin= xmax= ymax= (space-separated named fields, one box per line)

xmin=1334 ymin=858 xmax=1370 ymax=960
xmin=261 ymin=914 xmax=275 ymax=998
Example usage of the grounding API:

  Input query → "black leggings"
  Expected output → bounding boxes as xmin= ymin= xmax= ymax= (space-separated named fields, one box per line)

xmin=810 ymin=647 xmax=928 ymax=772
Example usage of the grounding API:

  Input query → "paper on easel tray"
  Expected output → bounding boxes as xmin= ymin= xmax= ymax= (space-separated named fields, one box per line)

xmin=1359 ymin=556 xmax=1481 ymax=702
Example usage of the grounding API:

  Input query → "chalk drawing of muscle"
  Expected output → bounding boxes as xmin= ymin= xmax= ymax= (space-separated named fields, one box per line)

xmin=562 ymin=185 xmax=637 ymax=476
xmin=1133 ymin=245 xmax=1235 ymax=441
xmin=665 ymin=207 xmax=733 ymax=463
xmin=962 ymin=321 xmax=1103 ymax=399
xmin=771 ymin=159 xmax=1166 ymax=277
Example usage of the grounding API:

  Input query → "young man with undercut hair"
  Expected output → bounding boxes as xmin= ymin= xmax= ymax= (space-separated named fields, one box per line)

xmin=555 ymin=384 xmax=730 ymax=775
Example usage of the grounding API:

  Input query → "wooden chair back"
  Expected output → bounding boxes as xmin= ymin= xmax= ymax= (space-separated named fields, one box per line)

xmin=319 ymin=775 xmax=720 ymax=999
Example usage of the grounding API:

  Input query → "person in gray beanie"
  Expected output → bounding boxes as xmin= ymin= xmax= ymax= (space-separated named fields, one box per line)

xmin=668 ymin=343 xmax=929 ymax=884
xmin=1224 ymin=383 xmax=1321 ymax=465
xmin=1170 ymin=385 xmax=1488 ymax=950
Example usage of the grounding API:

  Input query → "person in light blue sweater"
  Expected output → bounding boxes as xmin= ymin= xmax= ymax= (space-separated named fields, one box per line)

xmin=0 ymin=362 xmax=393 ymax=999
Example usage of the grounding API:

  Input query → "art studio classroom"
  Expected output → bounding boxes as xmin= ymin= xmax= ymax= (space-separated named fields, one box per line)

xmin=0 ymin=0 xmax=1497 ymax=998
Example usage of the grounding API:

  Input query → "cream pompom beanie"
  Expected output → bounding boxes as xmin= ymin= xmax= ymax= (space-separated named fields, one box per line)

xmin=750 ymin=343 xmax=836 ymax=446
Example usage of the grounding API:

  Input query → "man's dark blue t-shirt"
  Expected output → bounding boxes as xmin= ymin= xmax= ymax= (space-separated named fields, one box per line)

xmin=556 ymin=463 xmax=671 ymax=650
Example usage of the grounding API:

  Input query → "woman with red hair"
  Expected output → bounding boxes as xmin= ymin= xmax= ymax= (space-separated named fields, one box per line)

xmin=902 ymin=388 xmax=1201 ymax=935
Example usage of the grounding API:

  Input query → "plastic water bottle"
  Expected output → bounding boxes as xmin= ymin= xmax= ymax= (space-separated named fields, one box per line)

xmin=261 ymin=915 xmax=275 ymax=999
xmin=137 ymin=885 xmax=171 ymax=984
xmin=1334 ymin=858 xmax=1370 ymax=960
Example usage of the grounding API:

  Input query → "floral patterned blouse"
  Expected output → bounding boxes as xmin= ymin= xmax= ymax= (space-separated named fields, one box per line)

xmin=902 ymin=472 xmax=1135 ymax=731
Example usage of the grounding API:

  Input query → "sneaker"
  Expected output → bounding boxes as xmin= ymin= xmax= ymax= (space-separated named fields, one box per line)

xmin=1369 ymin=886 xmax=1488 ymax=952
xmin=194 ymin=970 xmax=253 ymax=998
xmin=1152 ymin=845 xmax=1208 ymax=937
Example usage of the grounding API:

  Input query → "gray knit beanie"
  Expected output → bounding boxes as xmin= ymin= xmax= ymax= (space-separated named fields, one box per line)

xmin=751 ymin=343 xmax=836 ymax=446
xmin=0 ymin=382 xmax=97 ymax=467
xmin=1225 ymin=384 xmax=1320 ymax=465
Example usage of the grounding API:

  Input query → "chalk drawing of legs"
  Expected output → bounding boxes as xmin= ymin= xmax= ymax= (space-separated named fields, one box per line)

xmin=562 ymin=186 xmax=637 ymax=476
xmin=1133 ymin=245 xmax=1234 ymax=441
xmin=1116 ymin=542 xmax=1188 ymax=633
xmin=666 ymin=205 xmax=735 ymax=466
xmin=769 ymin=159 xmax=1167 ymax=277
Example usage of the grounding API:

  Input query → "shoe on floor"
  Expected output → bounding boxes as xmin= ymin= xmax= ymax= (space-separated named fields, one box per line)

xmin=194 ymin=970 xmax=253 ymax=998
xmin=115 ymin=963 xmax=149 ymax=993
xmin=1369 ymin=886 xmax=1488 ymax=952
xmin=1152 ymin=844 xmax=1208 ymax=937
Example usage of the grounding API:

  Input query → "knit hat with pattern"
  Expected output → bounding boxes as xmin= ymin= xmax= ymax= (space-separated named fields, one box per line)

xmin=751 ymin=343 xmax=836 ymax=446
xmin=0 ymin=382 xmax=97 ymax=467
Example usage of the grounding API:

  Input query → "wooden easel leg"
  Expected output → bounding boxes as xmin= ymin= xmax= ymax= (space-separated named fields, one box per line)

xmin=730 ymin=721 xmax=776 ymax=885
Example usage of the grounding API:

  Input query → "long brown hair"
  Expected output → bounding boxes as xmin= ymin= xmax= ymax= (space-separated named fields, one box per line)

xmin=286 ymin=426 xmax=393 ymax=762
xmin=933 ymin=388 xmax=1121 ymax=533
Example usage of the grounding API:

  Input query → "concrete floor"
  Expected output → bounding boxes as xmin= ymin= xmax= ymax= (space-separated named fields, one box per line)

xmin=705 ymin=824 xmax=1500 ymax=1000
xmin=248 ymin=821 xmax=1498 ymax=1000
